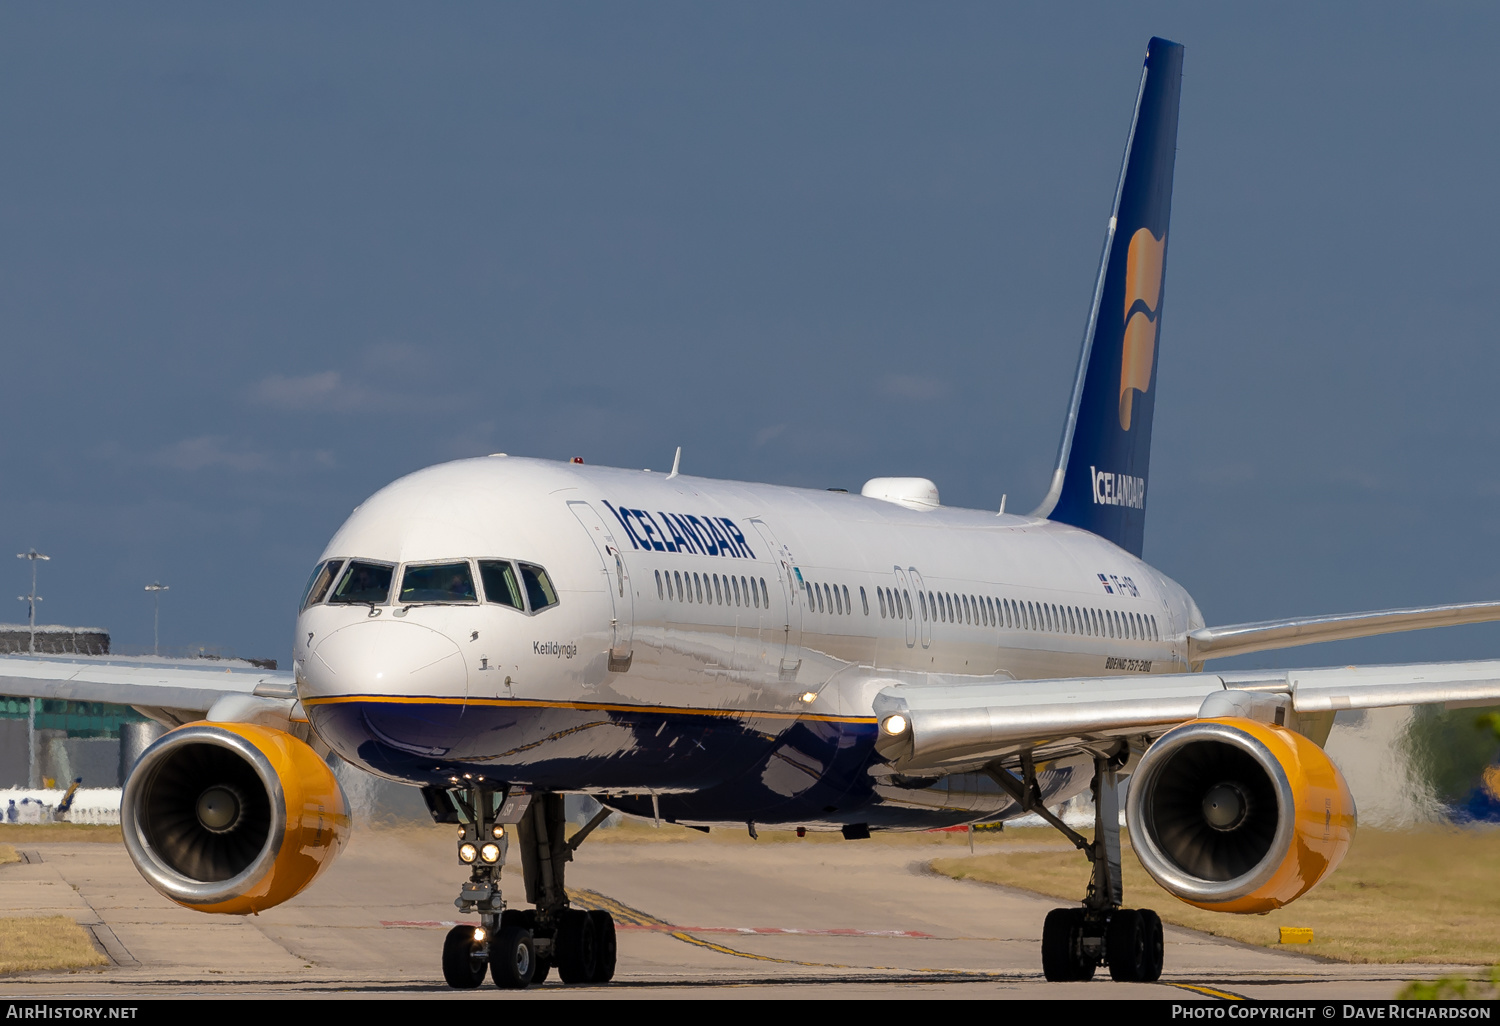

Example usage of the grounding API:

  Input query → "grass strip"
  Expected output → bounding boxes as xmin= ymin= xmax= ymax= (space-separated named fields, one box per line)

xmin=931 ymin=826 xmax=1500 ymax=964
xmin=0 ymin=824 xmax=121 ymax=843
xmin=0 ymin=916 xmax=108 ymax=974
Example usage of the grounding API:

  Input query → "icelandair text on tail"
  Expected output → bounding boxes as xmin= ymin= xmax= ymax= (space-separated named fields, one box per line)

xmin=1092 ymin=467 xmax=1145 ymax=509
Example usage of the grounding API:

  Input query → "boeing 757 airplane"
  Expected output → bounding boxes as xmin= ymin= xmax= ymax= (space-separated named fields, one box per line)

xmin=6 ymin=36 xmax=1500 ymax=987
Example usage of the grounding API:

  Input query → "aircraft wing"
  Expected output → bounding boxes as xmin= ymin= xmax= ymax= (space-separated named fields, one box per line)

xmin=0 ymin=654 xmax=296 ymax=727
xmin=870 ymin=659 xmax=1500 ymax=776
xmin=1186 ymin=600 xmax=1500 ymax=662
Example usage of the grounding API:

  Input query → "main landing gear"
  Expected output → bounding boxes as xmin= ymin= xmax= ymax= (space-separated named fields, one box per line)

xmin=442 ymin=788 xmax=618 ymax=989
xmin=985 ymin=749 xmax=1164 ymax=983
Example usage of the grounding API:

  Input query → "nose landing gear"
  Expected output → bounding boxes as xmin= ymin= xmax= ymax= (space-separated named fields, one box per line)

xmin=443 ymin=787 xmax=618 ymax=989
xmin=987 ymin=749 xmax=1165 ymax=983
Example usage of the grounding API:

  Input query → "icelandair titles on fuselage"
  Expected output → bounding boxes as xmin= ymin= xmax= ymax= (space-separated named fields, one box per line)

xmin=1091 ymin=466 xmax=1146 ymax=509
xmin=602 ymin=500 xmax=757 ymax=559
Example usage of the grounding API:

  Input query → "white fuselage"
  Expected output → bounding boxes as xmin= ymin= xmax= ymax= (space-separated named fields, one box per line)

xmin=293 ymin=456 xmax=1201 ymax=828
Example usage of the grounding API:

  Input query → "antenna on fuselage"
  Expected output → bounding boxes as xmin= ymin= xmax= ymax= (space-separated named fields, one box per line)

xmin=997 ymin=494 xmax=1007 ymax=516
xmin=666 ymin=446 xmax=682 ymax=480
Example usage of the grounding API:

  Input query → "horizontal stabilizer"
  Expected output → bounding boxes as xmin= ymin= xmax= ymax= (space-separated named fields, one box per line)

xmin=1186 ymin=600 xmax=1500 ymax=662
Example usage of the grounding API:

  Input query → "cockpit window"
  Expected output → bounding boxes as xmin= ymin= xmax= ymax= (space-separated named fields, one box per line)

xmin=329 ymin=561 xmax=395 ymax=605
xmin=300 ymin=559 xmax=343 ymax=611
xmin=399 ymin=562 xmax=478 ymax=605
xmin=518 ymin=563 xmax=559 ymax=612
xmin=479 ymin=560 xmax=524 ymax=611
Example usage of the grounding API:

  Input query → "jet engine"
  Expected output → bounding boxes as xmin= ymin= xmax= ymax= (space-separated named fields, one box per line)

xmin=122 ymin=721 xmax=350 ymax=915
xmin=1125 ymin=716 xmax=1354 ymax=914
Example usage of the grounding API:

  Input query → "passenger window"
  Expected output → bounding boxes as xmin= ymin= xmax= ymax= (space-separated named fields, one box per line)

xmin=834 ymin=585 xmax=843 ymax=616
xmin=330 ymin=561 xmax=394 ymax=605
xmin=732 ymin=576 xmax=741 ymax=606
xmin=859 ymin=586 xmax=868 ymax=616
xmin=673 ymin=571 xmax=683 ymax=601
xmin=655 ymin=570 xmax=664 ymax=600
xmin=480 ymin=561 xmax=524 ymax=610
xmin=518 ymin=563 xmax=560 ymax=612
xmin=760 ymin=578 xmax=768 ymax=608
xmin=695 ymin=573 xmax=704 ymax=603
xmin=301 ymin=559 xmax=343 ymax=611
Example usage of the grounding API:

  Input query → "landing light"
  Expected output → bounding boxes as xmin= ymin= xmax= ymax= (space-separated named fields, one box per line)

xmin=473 ymin=927 xmax=487 ymax=943
xmin=481 ymin=843 xmax=501 ymax=863
xmin=881 ymin=714 xmax=909 ymax=736
xmin=492 ymin=825 xmax=505 ymax=840
xmin=799 ymin=692 xmax=818 ymax=704
xmin=459 ymin=843 xmax=478 ymax=864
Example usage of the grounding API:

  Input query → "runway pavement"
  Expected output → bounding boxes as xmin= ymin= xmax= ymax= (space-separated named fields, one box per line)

xmin=0 ymin=826 xmax=1463 ymax=999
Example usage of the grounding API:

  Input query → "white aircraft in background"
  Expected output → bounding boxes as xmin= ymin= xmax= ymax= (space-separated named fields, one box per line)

xmin=6 ymin=36 xmax=1500 ymax=988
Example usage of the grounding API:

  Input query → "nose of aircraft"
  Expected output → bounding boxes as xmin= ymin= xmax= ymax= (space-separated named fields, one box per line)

xmin=299 ymin=620 xmax=469 ymax=699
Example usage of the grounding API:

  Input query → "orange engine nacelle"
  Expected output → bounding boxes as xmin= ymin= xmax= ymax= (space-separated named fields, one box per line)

xmin=122 ymin=722 xmax=350 ymax=915
xmin=1125 ymin=716 xmax=1355 ymax=914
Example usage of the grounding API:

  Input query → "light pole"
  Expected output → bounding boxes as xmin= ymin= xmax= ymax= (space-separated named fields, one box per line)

xmin=16 ymin=548 xmax=48 ymax=789
xmin=144 ymin=581 xmax=168 ymax=657
xmin=16 ymin=548 xmax=48 ymax=655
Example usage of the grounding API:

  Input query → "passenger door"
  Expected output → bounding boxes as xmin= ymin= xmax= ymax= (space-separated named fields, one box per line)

xmin=567 ymin=501 xmax=635 ymax=672
xmin=892 ymin=566 xmax=916 ymax=649
xmin=748 ymin=518 xmax=804 ymax=682
xmin=907 ymin=567 xmax=932 ymax=649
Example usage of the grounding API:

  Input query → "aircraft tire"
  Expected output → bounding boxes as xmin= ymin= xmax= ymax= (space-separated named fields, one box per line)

xmin=1106 ymin=909 xmax=1150 ymax=982
xmin=1137 ymin=909 xmax=1165 ymax=982
xmin=441 ymin=925 xmax=488 ymax=989
xmin=489 ymin=926 xmax=536 ymax=989
xmin=555 ymin=909 xmax=599 ymax=984
xmin=1041 ymin=908 xmax=1093 ymax=982
xmin=590 ymin=910 xmax=617 ymax=983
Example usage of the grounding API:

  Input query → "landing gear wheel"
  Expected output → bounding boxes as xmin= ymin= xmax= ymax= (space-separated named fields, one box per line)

xmin=556 ymin=908 xmax=599 ymax=984
xmin=1137 ymin=909 xmax=1164 ymax=982
xmin=488 ymin=926 xmax=536 ymax=989
xmin=500 ymin=908 xmax=549 ymax=984
xmin=1107 ymin=909 xmax=1150 ymax=982
xmin=1041 ymin=908 xmax=1094 ymax=982
xmin=590 ymin=910 xmax=617 ymax=983
xmin=441 ymin=924 xmax=488 ymax=989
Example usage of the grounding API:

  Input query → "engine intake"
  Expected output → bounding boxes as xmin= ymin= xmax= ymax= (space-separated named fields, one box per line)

xmin=122 ymin=722 xmax=349 ymax=914
xmin=1126 ymin=716 xmax=1354 ymax=914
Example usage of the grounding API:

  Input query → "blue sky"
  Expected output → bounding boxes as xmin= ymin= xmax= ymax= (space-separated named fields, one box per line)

xmin=1 ymin=4 xmax=1497 ymax=665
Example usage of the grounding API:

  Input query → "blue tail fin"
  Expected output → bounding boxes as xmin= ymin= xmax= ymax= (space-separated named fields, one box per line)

xmin=1031 ymin=37 xmax=1184 ymax=558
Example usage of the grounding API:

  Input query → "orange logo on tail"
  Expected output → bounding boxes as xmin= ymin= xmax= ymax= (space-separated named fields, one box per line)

xmin=1119 ymin=228 xmax=1165 ymax=430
